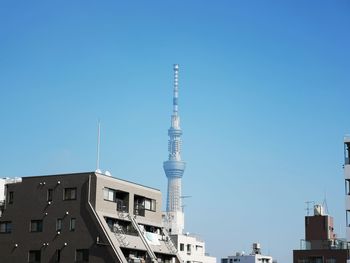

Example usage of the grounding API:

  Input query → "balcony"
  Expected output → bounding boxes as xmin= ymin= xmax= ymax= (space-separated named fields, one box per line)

xmin=299 ymin=239 xmax=348 ymax=250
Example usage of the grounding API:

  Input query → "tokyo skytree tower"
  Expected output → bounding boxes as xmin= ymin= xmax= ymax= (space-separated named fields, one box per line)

xmin=163 ymin=64 xmax=186 ymax=234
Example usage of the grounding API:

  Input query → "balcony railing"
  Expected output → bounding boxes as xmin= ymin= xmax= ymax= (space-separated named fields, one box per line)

xmin=299 ymin=239 xmax=348 ymax=250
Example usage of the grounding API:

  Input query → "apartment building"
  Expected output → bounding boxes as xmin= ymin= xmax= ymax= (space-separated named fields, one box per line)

xmin=0 ymin=172 xmax=181 ymax=263
xmin=344 ymin=136 xmax=350 ymax=263
xmin=293 ymin=204 xmax=349 ymax=263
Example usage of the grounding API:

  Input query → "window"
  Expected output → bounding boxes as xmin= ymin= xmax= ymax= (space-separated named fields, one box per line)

xmin=187 ymin=244 xmax=191 ymax=254
xmin=103 ymin=188 xmax=115 ymax=202
xmin=30 ymin=220 xmax=43 ymax=232
xmin=145 ymin=198 xmax=156 ymax=211
xmin=47 ymin=189 xmax=53 ymax=201
xmin=28 ymin=250 xmax=41 ymax=262
xmin=55 ymin=249 xmax=61 ymax=262
xmin=0 ymin=221 xmax=12 ymax=233
xmin=180 ymin=243 xmax=184 ymax=251
xmin=75 ymin=249 xmax=89 ymax=262
xmin=134 ymin=195 xmax=156 ymax=213
xmin=8 ymin=191 xmax=14 ymax=204
xmin=70 ymin=218 xmax=76 ymax=231
xmin=56 ymin=219 xmax=62 ymax=231
xmin=64 ymin=188 xmax=77 ymax=200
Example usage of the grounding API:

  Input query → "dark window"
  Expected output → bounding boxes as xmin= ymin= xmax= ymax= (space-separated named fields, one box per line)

xmin=134 ymin=195 xmax=156 ymax=216
xmin=55 ymin=249 xmax=61 ymax=262
xmin=75 ymin=249 xmax=89 ymax=262
xmin=47 ymin=189 xmax=53 ymax=201
xmin=180 ymin=243 xmax=184 ymax=251
xmin=187 ymin=244 xmax=191 ymax=252
xmin=56 ymin=219 xmax=62 ymax=231
xmin=0 ymin=221 xmax=12 ymax=233
xmin=30 ymin=220 xmax=43 ymax=232
xmin=64 ymin=188 xmax=77 ymax=200
xmin=28 ymin=250 xmax=41 ymax=262
xmin=70 ymin=218 xmax=76 ymax=231
xmin=8 ymin=191 xmax=14 ymax=204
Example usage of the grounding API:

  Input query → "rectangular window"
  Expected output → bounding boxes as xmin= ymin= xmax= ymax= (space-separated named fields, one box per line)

xmin=0 ymin=221 xmax=12 ymax=233
xmin=75 ymin=249 xmax=89 ymax=262
xmin=56 ymin=219 xmax=62 ymax=231
xmin=135 ymin=195 xmax=156 ymax=212
xmin=70 ymin=218 xmax=76 ymax=231
xmin=64 ymin=188 xmax=77 ymax=200
xmin=8 ymin=191 xmax=14 ymax=204
xmin=144 ymin=198 xmax=156 ymax=211
xmin=47 ymin=189 xmax=53 ymax=201
xmin=180 ymin=243 xmax=184 ymax=251
xmin=103 ymin=188 xmax=115 ymax=202
xmin=187 ymin=244 xmax=191 ymax=254
xmin=28 ymin=250 xmax=41 ymax=262
xmin=55 ymin=249 xmax=61 ymax=262
xmin=30 ymin=220 xmax=43 ymax=232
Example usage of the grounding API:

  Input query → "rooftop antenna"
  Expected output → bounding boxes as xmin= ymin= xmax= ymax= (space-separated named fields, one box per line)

xmin=96 ymin=120 xmax=101 ymax=172
xmin=322 ymin=191 xmax=329 ymax=215
xmin=305 ymin=201 xmax=315 ymax=216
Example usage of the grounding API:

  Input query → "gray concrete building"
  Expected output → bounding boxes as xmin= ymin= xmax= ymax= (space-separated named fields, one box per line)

xmin=0 ymin=172 xmax=181 ymax=263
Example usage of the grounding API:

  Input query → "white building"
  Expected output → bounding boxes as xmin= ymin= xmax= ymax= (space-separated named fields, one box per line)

xmin=222 ymin=243 xmax=273 ymax=263
xmin=171 ymin=233 xmax=216 ymax=263
xmin=344 ymin=136 xmax=350 ymax=263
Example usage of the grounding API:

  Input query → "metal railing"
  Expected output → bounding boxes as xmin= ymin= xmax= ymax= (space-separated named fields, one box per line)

xmin=299 ymin=239 xmax=348 ymax=250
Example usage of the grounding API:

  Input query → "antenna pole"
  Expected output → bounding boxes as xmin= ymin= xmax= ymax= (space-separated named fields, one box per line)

xmin=96 ymin=120 xmax=101 ymax=171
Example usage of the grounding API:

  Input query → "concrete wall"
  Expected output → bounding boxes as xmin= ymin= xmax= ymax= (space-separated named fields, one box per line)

xmin=94 ymin=173 xmax=162 ymax=227
xmin=0 ymin=172 xmax=118 ymax=262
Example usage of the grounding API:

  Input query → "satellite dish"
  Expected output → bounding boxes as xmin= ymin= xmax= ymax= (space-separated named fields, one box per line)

xmin=105 ymin=171 xmax=112 ymax=177
xmin=95 ymin=169 xmax=102 ymax=174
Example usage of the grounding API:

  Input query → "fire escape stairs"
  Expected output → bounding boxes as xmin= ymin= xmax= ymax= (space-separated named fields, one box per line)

xmin=128 ymin=215 xmax=158 ymax=263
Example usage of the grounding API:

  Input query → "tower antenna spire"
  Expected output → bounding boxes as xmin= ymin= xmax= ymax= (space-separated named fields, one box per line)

xmin=173 ymin=64 xmax=179 ymax=115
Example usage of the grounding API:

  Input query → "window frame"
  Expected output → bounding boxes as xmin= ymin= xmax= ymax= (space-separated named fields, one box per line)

xmin=180 ymin=243 xmax=184 ymax=251
xmin=8 ymin=191 xmax=14 ymax=204
xmin=75 ymin=249 xmax=89 ymax=262
xmin=56 ymin=218 xmax=62 ymax=231
xmin=47 ymin=189 xmax=53 ymax=202
xmin=30 ymin=220 xmax=43 ymax=232
xmin=64 ymin=188 xmax=77 ymax=201
xmin=103 ymin=188 xmax=115 ymax=202
xmin=28 ymin=250 xmax=41 ymax=263
xmin=0 ymin=221 xmax=12 ymax=233
xmin=55 ymin=249 xmax=61 ymax=262
xmin=70 ymin=218 xmax=76 ymax=231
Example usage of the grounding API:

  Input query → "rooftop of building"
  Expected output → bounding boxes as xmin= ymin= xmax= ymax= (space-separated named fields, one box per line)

xmin=16 ymin=171 xmax=161 ymax=192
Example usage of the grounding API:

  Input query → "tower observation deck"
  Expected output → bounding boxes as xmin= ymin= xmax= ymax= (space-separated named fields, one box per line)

xmin=163 ymin=64 xmax=186 ymax=234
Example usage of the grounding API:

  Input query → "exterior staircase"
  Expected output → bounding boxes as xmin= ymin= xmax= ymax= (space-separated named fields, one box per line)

xmin=128 ymin=215 xmax=158 ymax=263
xmin=162 ymin=228 xmax=183 ymax=263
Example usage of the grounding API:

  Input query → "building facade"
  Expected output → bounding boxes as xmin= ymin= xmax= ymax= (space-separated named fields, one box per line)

xmin=344 ymin=136 xmax=350 ymax=263
xmin=293 ymin=204 xmax=349 ymax=263
xmin=0 ymin=172 xmax=181 ymax=263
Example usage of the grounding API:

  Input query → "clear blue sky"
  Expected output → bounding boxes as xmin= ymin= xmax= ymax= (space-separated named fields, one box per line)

xmin=1 ymin=1 xmax=350 ymax=262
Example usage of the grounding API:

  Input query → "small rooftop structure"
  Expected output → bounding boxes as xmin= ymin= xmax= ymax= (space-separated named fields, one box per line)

xmin=221 ymin=243 xmax=273 ymax=263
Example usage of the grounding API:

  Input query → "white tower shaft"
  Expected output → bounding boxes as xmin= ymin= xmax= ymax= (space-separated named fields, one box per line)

xmin=163 ymin=64 xmax=186 ymax=234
